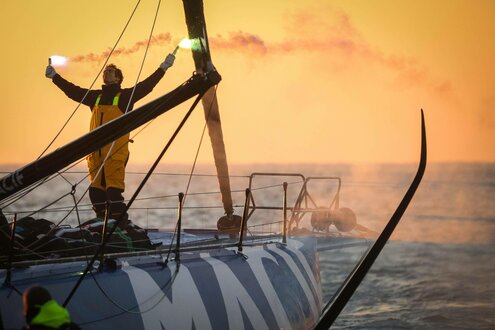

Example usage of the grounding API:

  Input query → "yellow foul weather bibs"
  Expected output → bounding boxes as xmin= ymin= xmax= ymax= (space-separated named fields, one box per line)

xmin=87 ymin=93 xmax=129 ymax=190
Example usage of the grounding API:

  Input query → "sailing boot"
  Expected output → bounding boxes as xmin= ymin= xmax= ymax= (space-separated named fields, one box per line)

xmin=89 ymin=187 xmax=107 ymax=219
xmin=107 ymin=187 xmax=129 ymax=228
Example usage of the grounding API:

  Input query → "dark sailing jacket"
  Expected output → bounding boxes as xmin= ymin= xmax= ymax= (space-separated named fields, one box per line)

xmin=52 ymin=68 xmax=165 ymax=112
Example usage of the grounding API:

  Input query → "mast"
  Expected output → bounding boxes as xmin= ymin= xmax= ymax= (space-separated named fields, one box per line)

xmin=183 ymin=0 xmax=234 ymax=216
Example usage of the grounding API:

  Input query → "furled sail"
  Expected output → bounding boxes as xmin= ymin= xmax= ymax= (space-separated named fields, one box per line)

xmin=183 ymin=0 xmax=234 ymax=216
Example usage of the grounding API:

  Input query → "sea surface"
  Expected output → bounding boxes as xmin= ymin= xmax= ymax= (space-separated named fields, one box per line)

xmin=1 ymin=162 xmax=494 ymax=329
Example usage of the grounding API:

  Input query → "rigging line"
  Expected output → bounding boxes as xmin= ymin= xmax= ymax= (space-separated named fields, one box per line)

xmin=10 ymin=237 xmax=54 ymax=260
xmin=126 ymin=171 xmax=249 ymax=178
xmin=27 ymin=78 xmax=192 ymax=236
xmin=20 ymin=117 xmax=161 ymax=218
xmin=126 ymin=88 xmax=210 ymax=266
xmin=134 ymin=205 xmax=236 ymax=210
xmin=0 ymin=151 xmax=89 ymax=209
xmin=182 ymin=85 xmax=219 ymax=208
xmin=63 ymin=89 xmax=208 ymax=308
xmin=31 ymin=85 xmax=215 ymax=214
xmin=0 ymin=169 xmax=73 ymax=209
xmin=34 ymin=114 xmax=165 ymax=227
xmin=70 ymin=188 xmax=93 ymax=276
xmin=3 ymin=82 xmax=190 ymax=232
xmin=0 ymin=170 xmax=251 ymax=178
xmin=3 ymin=177 xmax=301 ymax=215
xmin=13 ymin=170 xmax=76 ymax=212
xmin=37 ymin=0 xmax=143 ymax=160
xmin=16 ymin=223 xmax=162 ymax=261
xmin=148 ymin=86 xmax=218 ymax=276
xmin=70 ymin=115 xmax=158 ymax=191
xmin=0 ymin=177 xmax=49 ymax=208
xmin=11 ymin=250 xmax=49 ymax=262
xmin=0 ymin=168 xmax=67 ymax=207
xmin=10 ymin=177 xmax=298 ymax=213
xmin=0 ymin=176 xmax=62 ymax=209
xmin=0 ymin=93 xmax=215 ymax=208
xmin=250 ymin=179 xmax=305 ymax=191
xmin=70 ymin=188 xmax=89 ymax=252
xmin=128 ymin=177 xmax=303 ymax=204
xmin=123 ymin=0 xmax=162 ymax=115
xmin=3 ymin=167 xmax=83 ymax=223
xmin=73 ymin=74 xmax=189 ymax=192
xmin=8 ymin=79 xmax=195 ymax=254
xmin=22 ymin=186 xmax=101 ymax=253
xmin=56 ymin=171 xmax=74 ymax=186
xmin=0 ymin=231 xmax=34 ymax=259
xmin=86 ymin=0 xmax=162 ymax=199
xmin=81 ymin=266 xmax=179 ymax=323
xmin=24 ymin=204 xmax=79 ymax=251
xmin=65 ymin=79 xmax=191 ymax=221
xmin=163 ymin=218 xmax=179 ymax=267
xmin=71 ymin=115 xmax=158 ymax=190
xmin=179 ymin=86 xmax=218 ymax=246
xmin=21 ymin=191 xmax=73 ymax=220
xmin=5 ymin=205 xmax=231 ymax=216
xmin=18 ymin=238 xmax=156 ymax=260
xmin=70 ymin=73 xmax=189 ymax=215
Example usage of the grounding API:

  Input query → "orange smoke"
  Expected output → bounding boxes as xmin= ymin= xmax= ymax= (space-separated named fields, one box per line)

xmin=207 ymin=9 xmax=451 ymax=95
xmin=209 ymin=31 xmax=359 ymax=56
xmin=66 ymin=8 xmax=450 ymax=94
xmin=210 ymin=31 xmax=268 ymax=55
xmin=70 ymin=32 xmax=172 ymax=63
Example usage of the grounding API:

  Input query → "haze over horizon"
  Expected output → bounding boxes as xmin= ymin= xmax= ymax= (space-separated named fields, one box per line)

xmin=1 ymin=0 xmax=494 ymax=165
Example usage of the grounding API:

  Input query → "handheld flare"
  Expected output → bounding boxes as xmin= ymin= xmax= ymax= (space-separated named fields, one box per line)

xmin=179 ymin=38 xmax=192 ymax=50
xmin=49 ymin=55 xmax=67 ymax=67
xmin=172 ymin=38 xmax=191 ymax=56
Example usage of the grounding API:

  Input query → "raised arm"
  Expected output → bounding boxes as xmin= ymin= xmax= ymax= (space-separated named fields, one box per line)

xmin=128 ymin=53 xmax=175 ymax=102
xmin=46 ymin=65 xmax=96 ymax=107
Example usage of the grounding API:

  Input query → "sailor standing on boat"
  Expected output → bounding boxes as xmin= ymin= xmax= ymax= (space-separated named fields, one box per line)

xmin=45 ymin=55 xmax=175 ymax=223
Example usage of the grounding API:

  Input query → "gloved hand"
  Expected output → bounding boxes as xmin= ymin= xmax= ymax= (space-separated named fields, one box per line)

xmin=45 ymin=65 xmax=57 ymax=79
xmin=160 ymin=54 xmax=175 ymax=71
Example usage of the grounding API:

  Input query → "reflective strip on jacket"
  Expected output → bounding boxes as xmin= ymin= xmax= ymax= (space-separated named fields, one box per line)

xmin=30 ymin=300 xmax=71 ymax=328
xmin=88 ymin=93 xmax=129 ymax=162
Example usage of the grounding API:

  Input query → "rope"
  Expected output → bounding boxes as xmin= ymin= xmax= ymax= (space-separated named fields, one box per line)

xmin=123 ymin=0 xmax=162 ymax=115
xmin=0 ymin=174 xmax=54 ymax=208
xmin=137 ymin=85 xmax=220 ymax=280
xmin=21 ymin=191 xmax=72 ymax=220
xmin=37 ymin=0 xmax=143 ymax=160
xmin=182 ymin=85 xmax=219 ymax=207
xmin=1 ymin=78 xmax=198 ymax=245
xmin=11 ymin=0 xmax=153 ymax=225
xmin=88 ymin=0 xmax=163 ymax=196
xmin=63 ymin=88 xmax=208 ymax=308
xmin=79 ymin=265 xmax=179 ymax=324
xmin=12 ymin=237 xmax=157 ymax=261
xmin=76 ymin=17 xmax=160 ymax=216
xmin=7 ymin=0 xmax=168 ymax=235
xmin=0 ymin=170 xmax=251 ymax=178
xmin=2 ymin=179 xmax=304 ymax=216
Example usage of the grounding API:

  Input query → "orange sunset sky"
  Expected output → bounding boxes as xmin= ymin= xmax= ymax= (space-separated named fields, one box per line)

xmin=0 ymin=0 xmax=494 ymax=166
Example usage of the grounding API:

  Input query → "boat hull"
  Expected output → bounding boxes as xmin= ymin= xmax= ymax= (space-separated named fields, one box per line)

xmin=0 ymin=237 xmax=321 ymax=329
